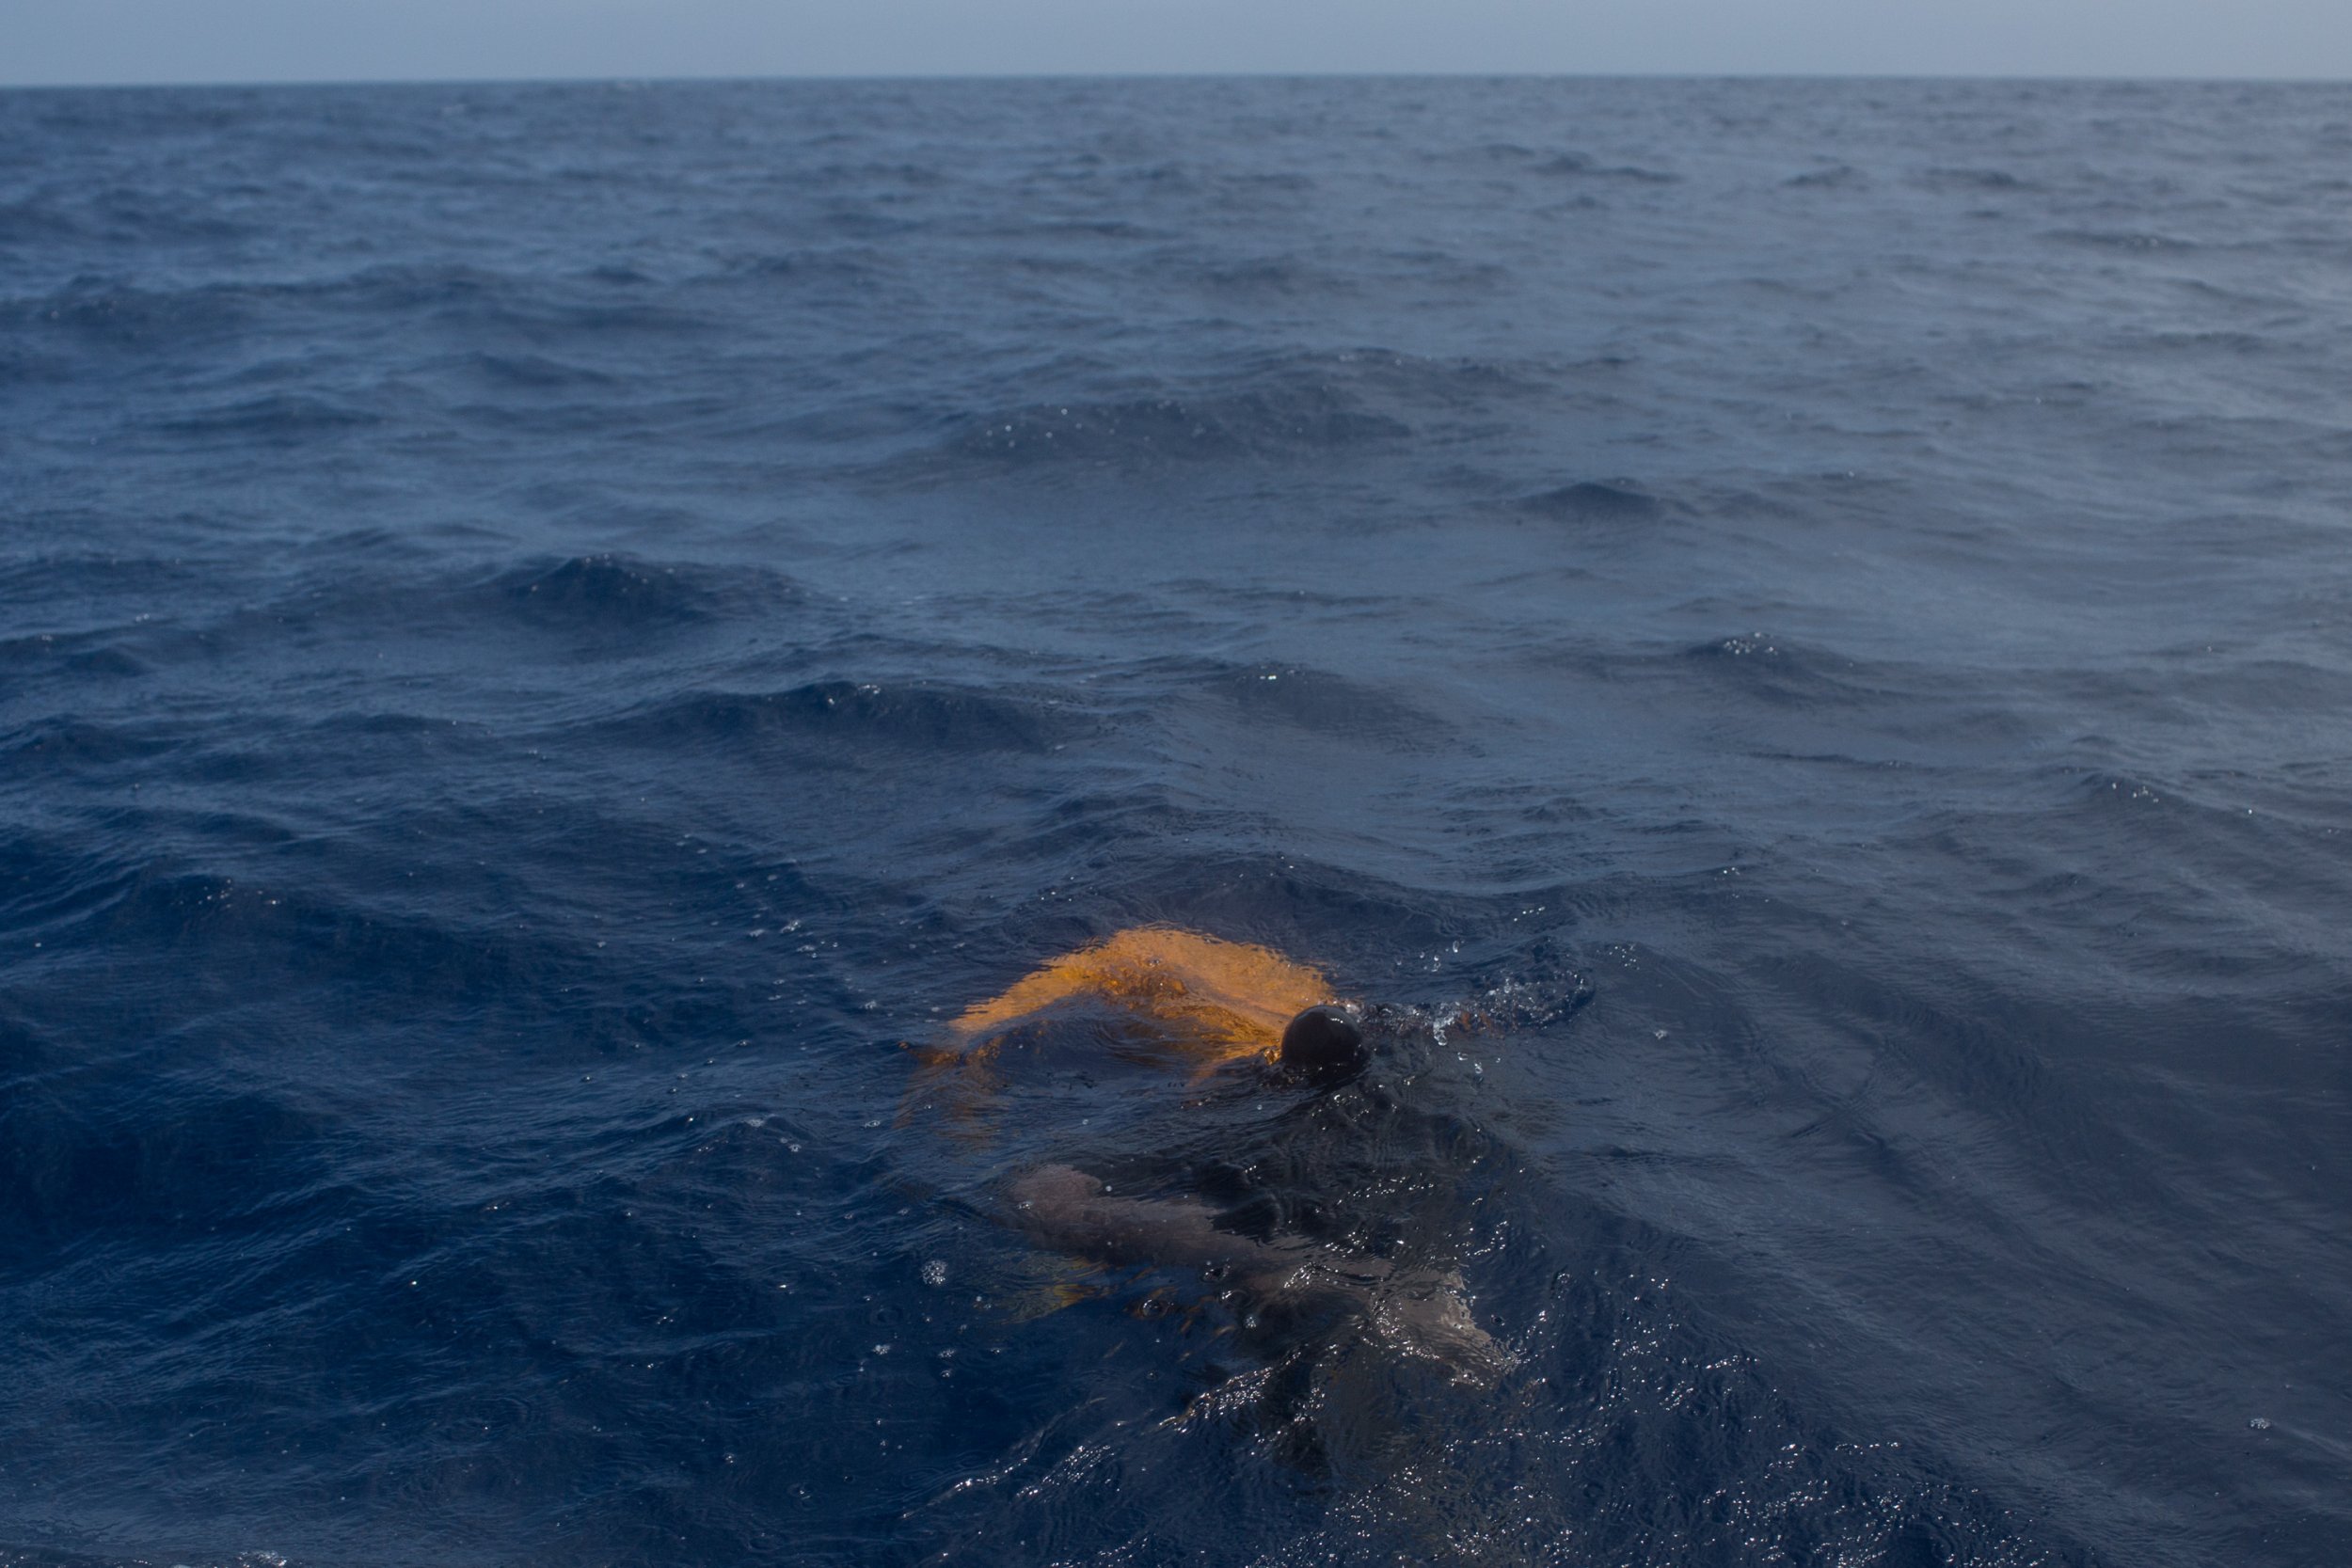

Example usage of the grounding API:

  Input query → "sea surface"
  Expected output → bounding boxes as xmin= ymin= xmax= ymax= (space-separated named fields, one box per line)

xmin=1 ymin=75 xmax=2347 ymax=1568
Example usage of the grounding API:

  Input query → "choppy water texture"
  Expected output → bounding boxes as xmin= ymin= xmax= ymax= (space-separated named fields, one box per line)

xmin=3 ymin=76 xmax=2349 ymax=1568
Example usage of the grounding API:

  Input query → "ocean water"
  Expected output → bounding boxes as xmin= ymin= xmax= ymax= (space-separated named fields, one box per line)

xmin=1 ymin=74 xmax=2347 ymax=1567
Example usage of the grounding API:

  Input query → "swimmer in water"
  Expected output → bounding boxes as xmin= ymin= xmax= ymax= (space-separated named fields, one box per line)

xmin=929 ymin=928 xmax=1515 ymax=1387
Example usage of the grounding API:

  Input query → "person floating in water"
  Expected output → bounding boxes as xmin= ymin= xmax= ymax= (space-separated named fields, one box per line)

xmin=920 ymin=927 xmax=1521 ymax=1395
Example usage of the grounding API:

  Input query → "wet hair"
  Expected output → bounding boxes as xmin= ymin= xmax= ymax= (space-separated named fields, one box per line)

xmin=1279 ymin=1005 xmax=1368 ymax=1080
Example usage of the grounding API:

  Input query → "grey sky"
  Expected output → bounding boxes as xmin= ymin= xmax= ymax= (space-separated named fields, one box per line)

xmin=3 ymin=0 xmax=2348 ymax=87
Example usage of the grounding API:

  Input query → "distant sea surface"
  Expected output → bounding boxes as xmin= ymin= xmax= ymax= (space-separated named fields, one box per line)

xmin=2 ymin=77 xmax=2346 ymax=1568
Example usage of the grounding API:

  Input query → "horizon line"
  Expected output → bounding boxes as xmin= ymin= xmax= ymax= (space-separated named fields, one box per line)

xmin=7 ymin=67 xmax=2352 ymax=92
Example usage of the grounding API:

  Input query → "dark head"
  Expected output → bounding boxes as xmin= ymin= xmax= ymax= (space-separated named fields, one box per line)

xmin=1279 ymin=1005 xmax=1368 ymax=1081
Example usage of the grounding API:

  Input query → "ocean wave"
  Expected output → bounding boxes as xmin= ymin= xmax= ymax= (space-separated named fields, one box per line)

xmin=1671 ymin=633 xmax=1893 ymax=710
xmin=493 ymin=554 xmax=727 ymax=632
xmin=1784 ymin=164 xmax=1865 ymax=189
xmin=154 ymin=392 xmax=382 ymax=440
xmin=1916 ymin=166 xmax=2035 ymax=192
xmin=12 ymin=277 xmax=250 ymax=352
xmin=605 ymin=682 xmax=1071 ymax=756
xmin=449 ymin=350 xmax=625 ymax=389
xmin=1531 ymin=150 xmax=1680 ymax=182
xmin=0 ymin=1080 xmax=341 ymax=1249
xmin=1198 ymin=663 xmax=1451 ymax=748
xmin=929 ymin=351 xmax=1544 ymax=475
xmin=4 ymin=717 xmax=182 ymax=773
xmin=1516 ymin=480 xmax=1666 ymax=520
xmin=948 ymin=384 xmax=1409 ymax=468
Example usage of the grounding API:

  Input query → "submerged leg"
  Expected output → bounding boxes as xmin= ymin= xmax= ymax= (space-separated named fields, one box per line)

xmin=1005 ymin=1164 xmax=1511 ymax=1384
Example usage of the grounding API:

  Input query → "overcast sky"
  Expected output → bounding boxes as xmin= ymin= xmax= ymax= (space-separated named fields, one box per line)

xmin=4 ymin=0 xmax=2348 ymax=87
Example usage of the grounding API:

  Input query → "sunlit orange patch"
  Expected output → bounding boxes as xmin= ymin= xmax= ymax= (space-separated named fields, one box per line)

xmin=900 ymin=927 xmax=1338 ymax=1136
xmin=951 ymin=927 xmax=1331 ymax=1061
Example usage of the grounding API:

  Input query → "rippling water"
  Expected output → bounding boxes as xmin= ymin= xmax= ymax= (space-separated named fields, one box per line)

xmin=2 ymin=76 xmax=2348 ymax=1568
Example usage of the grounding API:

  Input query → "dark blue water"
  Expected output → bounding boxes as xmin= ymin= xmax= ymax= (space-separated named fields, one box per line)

xmin=2 ymin=75 xmax=2347 ymax=1568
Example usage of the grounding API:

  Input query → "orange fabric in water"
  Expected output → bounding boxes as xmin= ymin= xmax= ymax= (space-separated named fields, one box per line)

xmin=947 ymin=927 xmax=1334 ymax=1067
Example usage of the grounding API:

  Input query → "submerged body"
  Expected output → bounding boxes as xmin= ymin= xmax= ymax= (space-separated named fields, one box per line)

xmin=1008 ymin=1162 xmax=1510 ymax=1385
xmin=920 ymin=927 xmax=1510 ymax=1395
